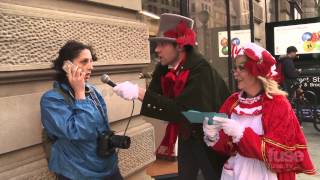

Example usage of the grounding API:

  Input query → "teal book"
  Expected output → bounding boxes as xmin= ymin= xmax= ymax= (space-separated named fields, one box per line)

xmin=181 ymin=110 xmax=227 ymax=124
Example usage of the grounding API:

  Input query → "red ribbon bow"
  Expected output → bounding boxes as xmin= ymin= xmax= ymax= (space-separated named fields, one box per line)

xmin=164 ymin=21 xmax=196 ymax=47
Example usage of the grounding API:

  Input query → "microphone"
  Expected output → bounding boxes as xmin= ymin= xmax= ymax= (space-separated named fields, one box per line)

xmin=101 ymin=74 xmax=117 ymax=87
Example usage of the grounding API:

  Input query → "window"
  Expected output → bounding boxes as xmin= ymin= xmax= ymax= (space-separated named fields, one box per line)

xmin=191 ymin=3 xmax=196 ymax=12
xmin=148 ymin=5 xmax=153 ymax=12
xmin=153 ymin=7 xmax=158 ymax=14
xmin=216 ymin=13 xmax=219 ymax=19
xmin=294 ymin=8 xmax=301 ymax=20
xmin=176 ymin=0 xmax=180 ymax=7
xmin=172 ymin=0 xmax=176 ymax=7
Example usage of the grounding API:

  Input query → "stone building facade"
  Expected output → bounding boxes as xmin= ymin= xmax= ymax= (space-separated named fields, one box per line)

xmin=1 ymin=0 xmax=319 ymax=179
xmin=0 ymin=0 xmax=156 ymax=179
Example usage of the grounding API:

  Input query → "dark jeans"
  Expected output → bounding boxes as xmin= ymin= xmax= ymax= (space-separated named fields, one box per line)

xmin=56 ymin=169 xmax=123 ymax=180
xmin=177 ymin=137 xmax=227 ymax=180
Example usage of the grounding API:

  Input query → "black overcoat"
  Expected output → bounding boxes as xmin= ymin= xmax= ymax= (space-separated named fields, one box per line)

xmin=141 ymin=50 xmax=230 ymax=139
xmin=141 ymin=50 xmax=230 ymax=173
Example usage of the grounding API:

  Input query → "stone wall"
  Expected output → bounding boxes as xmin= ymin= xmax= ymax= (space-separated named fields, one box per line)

xmin=0 ymin=1 xmax=155 ymax=179
xmin=302 ymin=0 xmax=318 ymax=18
xmin=0 ymin=2 xmax=149 ymax=71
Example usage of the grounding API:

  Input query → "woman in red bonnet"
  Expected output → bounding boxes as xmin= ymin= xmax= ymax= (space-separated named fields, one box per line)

xmin=203 ymin=43 xmax=316 ymax=180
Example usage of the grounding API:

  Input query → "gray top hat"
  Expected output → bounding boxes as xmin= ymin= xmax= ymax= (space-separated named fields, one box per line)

xmin=149 ymin=13 xmax=194 ymax=42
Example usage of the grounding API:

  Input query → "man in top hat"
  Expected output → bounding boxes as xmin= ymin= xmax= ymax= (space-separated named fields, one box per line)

xmin=113 ymin=13 xmax=230 ymax=180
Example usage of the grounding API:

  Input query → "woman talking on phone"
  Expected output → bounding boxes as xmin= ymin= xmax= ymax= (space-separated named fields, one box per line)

xmin=203 ymin=43 xmax=315 ymax=180
xmin=40 ymin=40 xmax=122 ymax=180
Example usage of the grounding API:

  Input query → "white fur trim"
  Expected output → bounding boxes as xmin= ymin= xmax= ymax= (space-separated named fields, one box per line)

xmin=234 ymin=105 xmax=262 ymax=115
xmin=243 ymin=43 xmax=265 ymax=60
xmin=270 ymin=64 xmax=278 ymax=76
xmin=237 ymin=48 xmax=244 ymax=56
xmin=238 ymin=91 xmax=262 ymax=104
xmin=232 ymin=125 xmax=245 ymax=143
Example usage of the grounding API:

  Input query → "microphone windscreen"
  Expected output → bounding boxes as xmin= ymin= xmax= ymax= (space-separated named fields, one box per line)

xmin=101 ymin=74 xmax=111 ymax=84
xmin=101 ymin=74 xmax=117 ymax=87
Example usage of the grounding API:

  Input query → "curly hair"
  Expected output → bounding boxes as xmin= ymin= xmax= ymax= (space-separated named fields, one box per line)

xmin=53 ymin=40 xmax=97 ymax=83
xmin=257 ymin=76 xmax=287 ymax=98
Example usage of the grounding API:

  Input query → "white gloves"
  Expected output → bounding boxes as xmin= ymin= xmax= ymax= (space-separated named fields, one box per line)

xmin=203 ymin=118 xmax=221 ymax=147
xmin=113 ymin=81 xmax=139 ymax=100
xmin=214 ymin=117 xmax=245 ymax=143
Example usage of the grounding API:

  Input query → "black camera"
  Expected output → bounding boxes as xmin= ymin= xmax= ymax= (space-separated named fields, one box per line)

xmin=97 ymin=131 xmax=131 ymax=158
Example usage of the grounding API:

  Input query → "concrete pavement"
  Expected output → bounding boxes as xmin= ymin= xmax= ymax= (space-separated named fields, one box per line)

xmin=297 ymin=122 xmax=320 ymax=180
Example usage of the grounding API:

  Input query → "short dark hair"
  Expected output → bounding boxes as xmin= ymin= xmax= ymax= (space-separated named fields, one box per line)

xmin=168 ymin=42 xmax=194 ymax=53
xmin=184 ymin=45 xmax=194 ymax=53
xmin=287 ymin=46 xmax=297 ymax=54
xmin=53 ymin=40 xmax=97 ymax=83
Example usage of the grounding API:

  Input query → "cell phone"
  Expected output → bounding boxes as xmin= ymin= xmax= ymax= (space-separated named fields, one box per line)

xmin=62 ymin=60 xmax=76 ymax=73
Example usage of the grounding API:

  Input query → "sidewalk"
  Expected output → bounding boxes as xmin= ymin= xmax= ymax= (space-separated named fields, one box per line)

xmin=297 ymin=122 xmax=320 ymax=180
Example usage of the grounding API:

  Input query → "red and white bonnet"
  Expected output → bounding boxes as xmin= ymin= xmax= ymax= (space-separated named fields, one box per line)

xmin=232 ymin=43 xmax=277 ymax=78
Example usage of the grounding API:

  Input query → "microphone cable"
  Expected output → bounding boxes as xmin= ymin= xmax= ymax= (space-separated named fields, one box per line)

xmin=101 ymin=74 xmax=135 ymax=155
xmin=116 ymin=99 xmax=135 ymax=155
xmin=123 ymin=100 xmax=135 ymax=136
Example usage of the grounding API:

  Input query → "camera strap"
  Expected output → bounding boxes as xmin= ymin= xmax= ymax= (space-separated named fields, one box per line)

xmin=56 ymin=83 xmax=106 ymax=135
xmin=87 ymin=87 xmax=106 ymax=119
xmin=86 ymin=87 xmax=112 ymax=136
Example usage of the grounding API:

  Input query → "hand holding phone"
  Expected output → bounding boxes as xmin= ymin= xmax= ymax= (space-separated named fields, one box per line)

xmin=62 ymin=60 xmax=85 ymax=100
xmin=62 ymin=60 xmax=77 ymax=74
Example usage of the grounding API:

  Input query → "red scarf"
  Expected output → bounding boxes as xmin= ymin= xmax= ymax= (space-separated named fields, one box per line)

xmin=156 ymin=56 xmax=190 ymax=160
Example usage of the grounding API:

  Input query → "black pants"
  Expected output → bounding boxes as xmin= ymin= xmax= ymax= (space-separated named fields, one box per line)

xmin=177 ymin=137 xmax=227 ymax=180
xmin=56 ymin=169 xmax=123 ymax=180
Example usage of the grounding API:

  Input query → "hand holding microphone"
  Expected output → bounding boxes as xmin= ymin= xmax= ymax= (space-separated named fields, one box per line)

xmin=101 ymin=74 xmax=139 ymax=101
xmin=113 ymin=81 xmax=139 ymax=100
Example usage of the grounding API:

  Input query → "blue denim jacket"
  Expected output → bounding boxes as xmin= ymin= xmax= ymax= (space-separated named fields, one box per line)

xmin=40 ymin=82 xmax=118 ymax=180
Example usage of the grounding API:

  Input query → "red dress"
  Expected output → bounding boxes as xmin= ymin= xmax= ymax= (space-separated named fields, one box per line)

xmin=212 ymin=92 xmax=316 ymax=180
